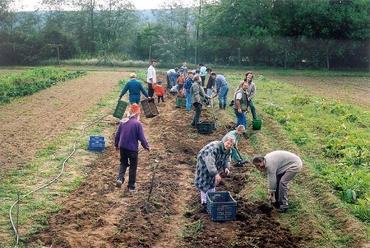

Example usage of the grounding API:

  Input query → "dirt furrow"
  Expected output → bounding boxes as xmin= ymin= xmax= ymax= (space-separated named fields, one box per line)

xmin=29 ymin=85 xmax=302 ymax=247
xmin=0 ymin=71 xmax=127 ymax=174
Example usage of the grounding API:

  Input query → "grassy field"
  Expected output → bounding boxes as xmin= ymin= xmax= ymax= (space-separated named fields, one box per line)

xmin=222 ymin=69 xmax=369 ymax=246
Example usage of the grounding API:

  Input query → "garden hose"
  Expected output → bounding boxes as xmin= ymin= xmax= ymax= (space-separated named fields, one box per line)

xmin=9 ymin=113 xmax=109 ymax=247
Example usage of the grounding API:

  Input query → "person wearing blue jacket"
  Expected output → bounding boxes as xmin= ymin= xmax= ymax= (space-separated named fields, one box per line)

xmin=184 ymin=71 xmax=194 ymax=111
xmin=211 ymin=72 xmax=229 ymax=110
xmin=118 ymin=73 xmax=148 ymax=104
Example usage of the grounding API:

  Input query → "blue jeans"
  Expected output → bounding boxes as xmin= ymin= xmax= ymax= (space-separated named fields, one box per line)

xmin=234 ymin=109 xmax=247 ymax=128
xmin=218 ymin=86 xmax=228 ymax=109
xmin=186 ymin=91 xmax=192 ymax=111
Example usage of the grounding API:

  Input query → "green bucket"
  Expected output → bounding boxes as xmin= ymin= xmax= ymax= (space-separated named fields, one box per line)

xmin=113 ymin=100 xmax=129 ymax=119
xmin=252 ymin=119 xmax=262 ymax=130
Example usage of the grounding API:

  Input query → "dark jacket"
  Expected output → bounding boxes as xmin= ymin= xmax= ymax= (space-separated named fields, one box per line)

xmin=119 ymin=79 xmax=148 ymax=104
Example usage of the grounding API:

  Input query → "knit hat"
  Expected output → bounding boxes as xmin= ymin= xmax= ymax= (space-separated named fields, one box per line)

xmin=129 ymin=73 xmax=137 ymax=78
xmin=129 ymin=103 xmax=141 ymax=117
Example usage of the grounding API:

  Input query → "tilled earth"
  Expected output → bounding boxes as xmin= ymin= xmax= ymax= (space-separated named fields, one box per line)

xmin=0 ymin=71 xmax=127 ymax=174
xmin=29 ymin=81 xmax=302 ymax=247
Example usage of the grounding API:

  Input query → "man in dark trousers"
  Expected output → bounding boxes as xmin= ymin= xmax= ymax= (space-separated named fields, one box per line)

xmin=118 ymin=73 xmax=148 ymax=104
xmin=115 ymin=104 xmax=150 ymax=192
xmin=252 ymin=151 xmax=303 ymax=212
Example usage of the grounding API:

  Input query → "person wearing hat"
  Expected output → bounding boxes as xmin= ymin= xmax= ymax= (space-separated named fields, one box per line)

xmin=252 ymin=151 xmax=303 ymax=212
xmin=118 ymin=72 xmax=149 ymax=104
xmin=114 ymin=103 xmax=150 ymax=192
xmin=194 ymin=136 xmax=235 ymax=211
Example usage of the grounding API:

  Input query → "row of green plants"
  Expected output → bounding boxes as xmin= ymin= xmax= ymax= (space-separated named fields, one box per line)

xmin=253 ymin=77 xmax=369 ymax=222
xmin=0 ymin=67 xmax=86 ymax=104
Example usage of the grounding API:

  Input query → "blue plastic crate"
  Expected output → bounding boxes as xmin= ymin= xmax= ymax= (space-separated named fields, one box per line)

xmin=206 ymin=191 xmax=237 ymax=221
xmin=88 ymin=136 xmax=105 ymax=152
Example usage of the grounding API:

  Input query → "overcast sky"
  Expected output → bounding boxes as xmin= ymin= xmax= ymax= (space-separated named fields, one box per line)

xmin=11 ymin=0 xmax=194 ymax=11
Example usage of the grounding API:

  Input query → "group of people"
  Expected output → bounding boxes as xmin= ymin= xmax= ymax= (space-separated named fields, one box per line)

xmin=114 ymin=60 xmax=303 ymax=213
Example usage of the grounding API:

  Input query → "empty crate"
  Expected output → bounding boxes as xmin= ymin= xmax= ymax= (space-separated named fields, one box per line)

xmin=113 ymin=100 xmax=128 ymax=119
xmin=88 ymin=136 xmax=105 ymax=152
xmin=207 ymin=191 xmax=237 ymax=221
xmin=197 ymin=121 xmax=215 ymax=134
xmin=141 ymin=98 xmax=159 ymax=118
xmin=176 ymin=97 xmax=186 ymax=108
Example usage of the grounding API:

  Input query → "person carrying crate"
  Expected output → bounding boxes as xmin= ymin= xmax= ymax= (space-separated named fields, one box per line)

xmin=194 ymin=136 xmax=235 ymax=212
xmin=114 ymin=104 xmax=150 ymax=192
xmin=252 ymin=151 xmax=303 ymax=213
xmin=118 ymin=73 xmax=148 ymax=104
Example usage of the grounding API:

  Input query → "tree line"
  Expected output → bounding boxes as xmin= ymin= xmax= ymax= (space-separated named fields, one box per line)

xmin=0 ymin=0 xmax=369 ymax=70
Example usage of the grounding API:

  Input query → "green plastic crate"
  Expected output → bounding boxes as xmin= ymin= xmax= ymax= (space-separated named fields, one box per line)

xmin=113 ymin=100 xmax=128 ymax=119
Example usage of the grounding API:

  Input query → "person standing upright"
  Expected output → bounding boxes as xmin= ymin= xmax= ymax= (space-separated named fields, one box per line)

xmin=233 ymin=80 xmax=249 ymax=128
xmin=199 ymin=64 xmax=207 ymax=87
xmin=206 ymin=68 xmax=215 ymax=98
xmin=118 ymin=73 xmax=148 ymax=104
xmin=184 ymin=71 xmax=194 ymax=112
xmin=211 ymin=72 xmax=229 ymax=110
xmin=245 ymin=71 xmax=257 ymax=120
xmin=115 ymin=104 xmax=150 ymax=192
xmin=190 ymin=75 xmax=208 ymax=127
xmin=147 ymin=60 xmax=157 ymax=97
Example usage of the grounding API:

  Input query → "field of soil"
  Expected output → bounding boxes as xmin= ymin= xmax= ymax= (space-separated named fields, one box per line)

xmin=0 ymin=71 xmax=127 ymax=175
xmin=27 ymin=78 xmax=302 ymax=247
xmin=268 ymin=75 xmax=370 ymax=107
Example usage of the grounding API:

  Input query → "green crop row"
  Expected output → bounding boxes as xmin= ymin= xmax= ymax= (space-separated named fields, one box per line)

xmin=0 ymin=67 xmax=86 ymax=104
xmin=255 ymin=78 xmax=369 ymax=222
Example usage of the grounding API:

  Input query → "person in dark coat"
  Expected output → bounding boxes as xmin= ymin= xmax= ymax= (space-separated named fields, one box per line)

xmin=118 ymin=73 xmax=148 ymax=104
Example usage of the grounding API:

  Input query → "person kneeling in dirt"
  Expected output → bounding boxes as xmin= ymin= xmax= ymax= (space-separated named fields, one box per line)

xmin=194 ymin=136 xmax=235 ymax=212
xmin=252 ymin=151 xmax=303 ymax=213
xmin=115 ymin=104 xmax=150 ymax=192
xmin=222 ymin=125 xmax=249 ymax=166
xmin=118 ymin=73 xmax=149 ymax=104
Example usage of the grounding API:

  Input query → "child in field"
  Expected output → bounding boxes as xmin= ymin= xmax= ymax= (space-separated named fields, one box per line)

xmin=176 ymin=73 xmax=185 ymax=91
xmin=153 ymin=80 xmax=166 ymax=103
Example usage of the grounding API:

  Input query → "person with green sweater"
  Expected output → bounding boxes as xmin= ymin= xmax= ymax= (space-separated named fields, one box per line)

xmin=252 ymin=151 xmax=303 ymax=213
xmin=222 ymin=125 xmax=247 ymax=164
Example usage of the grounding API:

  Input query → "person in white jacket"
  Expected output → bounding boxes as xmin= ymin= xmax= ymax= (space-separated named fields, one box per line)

xmin=147 ymin=60 xmax=157 ymax=97
xmin=252 ymin=150 xmax=303 ymax=212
